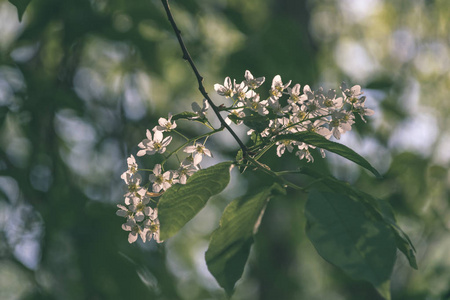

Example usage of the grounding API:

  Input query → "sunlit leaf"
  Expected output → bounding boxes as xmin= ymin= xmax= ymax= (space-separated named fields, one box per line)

xmin=171 ymin=111 xmax=198 ymax=120
xmin=305 ymin=190 xmax=397 ymax=299
xmin=275 ymin=132 xmax=381 ymax=177
xmin=9 ymin=0 xmax=31 ymax=21
xmin=205 ymin=183 xmax=283 ymax=296
xmin=158 ymin=162 xmax=232 ymax=240
xmin=171 ymin=111 xmax=208 ymax=124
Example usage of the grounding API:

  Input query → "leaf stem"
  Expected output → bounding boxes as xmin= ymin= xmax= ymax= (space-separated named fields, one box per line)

xmin=173 ymin=129 xmax=189 ymax=141
xmin=245 ymin=156 xmax=305 ymax=191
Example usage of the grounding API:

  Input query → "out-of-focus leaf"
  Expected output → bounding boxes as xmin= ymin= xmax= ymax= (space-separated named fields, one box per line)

xmin=9 ymin=0 xmax=31 ymax=21
xmin=305 ymin=190 xmax=397 ymax=300
xmin=275 ymin=132 xmax=381 ymax=177
xmin=205 ymin=183 xmax=283 ymax=296
xmin=158 ymin=162 xmax=232 ymax=240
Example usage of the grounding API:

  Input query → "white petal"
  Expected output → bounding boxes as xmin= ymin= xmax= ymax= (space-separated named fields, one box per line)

xmin=153 ymin=130 xmax=163 ymax=142
xmin=145 ymin=129 xmax=152 ymax=140
xmin=193 ymin=153 xmax=202 ymax=165
xmin=136 ymin=150 xmax=147 ymax=157
xmin=153 ymin=164 xmax=162 ymax=175
xmin=245 ymin=70 xmax=254 ymax=80
xmin=203 ymin=148 xmax=212 ymax=157
xmin=128 ymin=232 xmax=138 ymax=243
xmin=183 ymin=145 xmax=196 ymax=153
xmin=161 ymin=136 xmax=172 ymax=146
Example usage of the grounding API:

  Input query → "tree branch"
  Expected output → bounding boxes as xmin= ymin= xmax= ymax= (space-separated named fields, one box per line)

xmin=160 ymin=0 xmax=248 ymax=157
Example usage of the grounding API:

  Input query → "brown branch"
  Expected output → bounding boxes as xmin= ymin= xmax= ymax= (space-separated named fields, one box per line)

xmin=160 ymin=0 xmax=248 ymax=157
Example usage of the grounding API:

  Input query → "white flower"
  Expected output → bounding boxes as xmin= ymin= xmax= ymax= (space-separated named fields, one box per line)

xmin=116 ymin=204 xmax=133 ymax=219
xmin=149 ymin=164 xmax=177 ymax=193
xmin=300 ymin=85 xmax=315 ymax=102
xmin=275 ymin=140 xmax=295 ymax=157
xmin=177 ymin=163 xmax=198 ymax=184
xmin=137 ymin=130 xmax=172 ymax=156
xmin=320 ymin=89 xmax=343 ymax=111
xmin=214 ymin=77 xmax=234 ymax=98
xmin=303 ymin=119 xmax=332 ymax=139
xmin=246 ymin=93 xmax=269 ymax=116
xmin=341 ymin=82 xmax=363 ymax=104
xmin=191 ymin=99 xmax=210 ymax=119
xmin=328 ymin=111 xmax=354 ymax=139
xmin=244 ymin=70 xmax=265 ymax=89
xmin=183 ymin=143 xmax=212 ymax=165
xmin=120 ymin=155 xmax=138 ymax=180
xmin=305 ymin=97 xmax=327 ymax=118
xmin=225 ymin=102 xmax=245 ymax=125
xmin=143 ymin=218 xmax=162 ymax=243
xmin=154 ymin=113 xmax=177 ymax=132
xmin=234 ymin=80 xmax=248 ymax=101
xmin=354 ymin=103 xmax=375 ymax=122
xmin=287 ymin=83 xmax=303 ymax=104
xmin=121 ymin=219 xmax=148 ymax=243
xmin=269 ymin=75 xmax=291 ymax=100
xmin=122 ymin=173 xmax=147 ymax=204
xmin=261 ymin=119 xmax=283 ymax=138
xmin=295 ymin=149 xmax=314 ymax=163
xmin=128 ymin=195 xmax=152 ymax=222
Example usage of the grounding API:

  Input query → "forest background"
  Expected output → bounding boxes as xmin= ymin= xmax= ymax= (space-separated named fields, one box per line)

xmin=0 ymin=0 xmax=449 ymax=299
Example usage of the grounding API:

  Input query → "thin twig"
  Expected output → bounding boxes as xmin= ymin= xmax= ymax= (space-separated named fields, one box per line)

xmin=160 ymin=0 xmax=247 ymax=157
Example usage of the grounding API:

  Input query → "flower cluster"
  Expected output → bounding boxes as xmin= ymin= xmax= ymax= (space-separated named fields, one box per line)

xmin=117 ymin=113 xmax=213 ymax=243
xmin=215 ymin=71 xmax=374 ymax=162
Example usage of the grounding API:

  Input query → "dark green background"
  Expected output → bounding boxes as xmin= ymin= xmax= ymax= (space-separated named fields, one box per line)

xmin=0 ymin=0 xmax=449 ymax=299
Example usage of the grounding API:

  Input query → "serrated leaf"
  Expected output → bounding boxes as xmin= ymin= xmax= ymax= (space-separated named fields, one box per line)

xmin=205 ymin=183 xmax=283 ymax=296
xmin=305 ymin=190 xmax=396 ymax=299
xmin=275 ymin=132 xmax=381 ymax=178
xmin=158 ymin=162 xmax=232 ymax=240
xmin=9 ymin=0 xmax=31 ymax=21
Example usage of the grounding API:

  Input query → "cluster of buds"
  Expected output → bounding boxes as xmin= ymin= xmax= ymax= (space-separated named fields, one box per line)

xmin=215 ymin=71 xmax=374 ymax=162
xmin=117 ymin=113 xmax=213 ymax=243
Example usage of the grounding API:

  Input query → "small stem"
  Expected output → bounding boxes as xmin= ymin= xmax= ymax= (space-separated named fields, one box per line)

xmin=245 ymin=156 xmax=305 ymax=191
xmin=173 ymin=129 xmax=189 ymax=141
xmin=161 ymin=127 xmax=224 ymax=166
xmin=275 ymin=170 xmax=304 ymax=176
xmin=138 ymin=168 xmax=155 ymax=172
xmin=253 ymin=141 xmax=276 ymax=161
xmin=160 ymin=0 xmax=247 ymax=156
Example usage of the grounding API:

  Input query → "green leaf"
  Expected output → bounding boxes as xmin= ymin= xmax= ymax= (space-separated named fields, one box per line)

xmin=9 ymin=0 xmax=31 ymax=21
xmin=171 ymin=111 xmax=208 ymax=124
xmin=158 ymin=162 xmax=232 ymax=240
xmin=305 ymin=190 xmax=397 ymax=299
xmin=275 ymin=132 xmax=381 ymax=178
xmin=301 ymin=168 xmax=418 ymax=270
xmin=351 ymin=190 xmax=418 ymax=270
xmin=171 ymin=111 xmax=198 ymax=120
xmin=242 ymin=110 xmax=270 ymax=133
xmin=205 ymin=183 xmax=283 ymax=296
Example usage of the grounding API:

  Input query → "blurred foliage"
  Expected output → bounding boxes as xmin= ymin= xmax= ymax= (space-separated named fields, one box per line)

xmin=0 ymin=0 xmax=449 ymax=299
